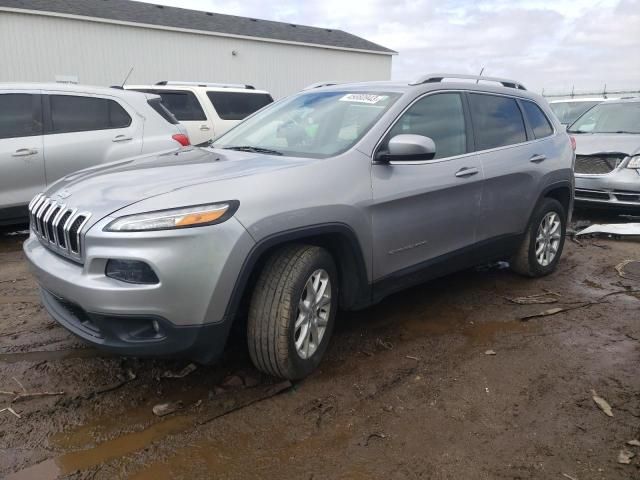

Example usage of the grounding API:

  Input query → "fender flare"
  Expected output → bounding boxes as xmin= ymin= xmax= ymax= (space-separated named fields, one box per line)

xmin=223 ymin=222 xmax=371 ymax=322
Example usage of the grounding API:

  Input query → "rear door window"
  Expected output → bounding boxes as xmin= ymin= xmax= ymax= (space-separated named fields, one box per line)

xmin=140 ymin=90 xmax=206 ymax=121
xmin=521 ymin=100 xmax=554 ymax=139
xmin=48 ymin=95 xmax=132 ymax=133
xmin=469 ymin=93 xmax=527 ymax=150
xmin=206 ymin=91 xmax=274 ymax=120
xmin=0 ymin=93 xmax=42 ymax=139
xmin=385 ymin=92 xmax=467 ymax=159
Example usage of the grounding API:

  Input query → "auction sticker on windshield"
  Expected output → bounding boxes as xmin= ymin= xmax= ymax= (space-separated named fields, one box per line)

xmin=339 ymin=94 xmax=389 ymax=104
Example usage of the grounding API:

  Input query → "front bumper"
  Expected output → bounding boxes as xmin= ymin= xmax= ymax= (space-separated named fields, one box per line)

xmin=23 ymin=216 xmax=255 ymax=361
xmin=574 ymin=168 xmax=640 ymax=208
xmin=39 ymin=288 xmax=229 ymax=362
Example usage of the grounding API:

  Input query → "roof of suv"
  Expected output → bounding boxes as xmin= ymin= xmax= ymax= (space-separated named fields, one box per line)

xmin=549 ymin=97 xmax=607 ymax=103
xmin=126 ymin=83 xmax=271 ymax=95
xmin=302 ymin=74 xmax=545 ymax=103
xmin=598 ymin=96 xmax=640 ymax=105
xmin=0 ymin=82 xmax=156 ymax=100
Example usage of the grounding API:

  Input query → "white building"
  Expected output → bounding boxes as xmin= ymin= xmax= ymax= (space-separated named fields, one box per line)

xmin=0 ymin=0 xmax=395 ymax=98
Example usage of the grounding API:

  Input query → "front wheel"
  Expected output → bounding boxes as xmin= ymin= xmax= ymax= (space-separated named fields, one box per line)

xmin=247 ymin=244 xmax=338 ymax=380
xmin=511 ymin=197 xmax=566 ymax=277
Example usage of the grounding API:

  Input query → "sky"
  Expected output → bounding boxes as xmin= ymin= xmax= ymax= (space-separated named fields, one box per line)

xmin=147 ymin=0 xmax=640 ymax=94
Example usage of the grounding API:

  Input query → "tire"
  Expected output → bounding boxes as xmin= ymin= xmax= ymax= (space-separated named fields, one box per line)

xmin=511 ymin=197 xmax=566 ymax=277
xmin=247 ymin=244 xmax=338 ymax=380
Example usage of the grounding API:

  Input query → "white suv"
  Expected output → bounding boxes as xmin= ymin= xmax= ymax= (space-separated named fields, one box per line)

xmin=126 ymin=82 xmax=274 ymax=145
xmin=0 ymin=83 xmax=190 ymax=226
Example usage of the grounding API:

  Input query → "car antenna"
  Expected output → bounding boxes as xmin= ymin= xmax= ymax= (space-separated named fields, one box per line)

xmin=476 ymin=67 xmax=485 ymax=84
xmin=121 ymin=66 xmax=134 ymax=88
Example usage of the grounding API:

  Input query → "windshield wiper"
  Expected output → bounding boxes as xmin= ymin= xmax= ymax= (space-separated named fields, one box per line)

xmin=222 ymin=146 xmax=283 ymax=156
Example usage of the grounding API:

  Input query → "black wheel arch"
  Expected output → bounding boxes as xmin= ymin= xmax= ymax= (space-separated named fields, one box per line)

xmin=224 ymin=223 xmax=371 ymax=324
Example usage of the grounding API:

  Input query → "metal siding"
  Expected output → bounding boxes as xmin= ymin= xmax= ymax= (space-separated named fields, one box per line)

xmin=0 ymin=11 xmax=392 ymax=98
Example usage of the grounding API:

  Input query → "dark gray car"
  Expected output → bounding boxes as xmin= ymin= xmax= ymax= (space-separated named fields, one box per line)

xmin=24 ymin=74 xmax=575 ymax=380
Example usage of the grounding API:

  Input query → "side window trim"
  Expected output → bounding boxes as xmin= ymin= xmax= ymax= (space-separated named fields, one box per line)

xmin=460 ymin=92 xmax=476 ymax=154
xmin=373 ymin=90 xmax=470 ymax=164
xmin=516 ymin=99 xmax=535 ymax=141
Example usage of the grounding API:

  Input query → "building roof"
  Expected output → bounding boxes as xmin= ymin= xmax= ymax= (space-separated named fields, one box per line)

xmin=0 ymin=0 xmax=396 ymax=54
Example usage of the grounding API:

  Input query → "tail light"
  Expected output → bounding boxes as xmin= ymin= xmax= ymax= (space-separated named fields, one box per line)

xmin=569 ymin=136 xmax=576 ymax=151
xmin=172 ymin=134 xmax=190 ymax=147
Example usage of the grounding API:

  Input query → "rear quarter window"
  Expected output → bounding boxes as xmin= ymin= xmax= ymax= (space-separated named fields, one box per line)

xmin=469 ymin=93 xmax=527 ymax=150
xmin=206 ymin=91 xmax=273 ymax=120
xmin=521 ymin=100 xmax=554 ymax=139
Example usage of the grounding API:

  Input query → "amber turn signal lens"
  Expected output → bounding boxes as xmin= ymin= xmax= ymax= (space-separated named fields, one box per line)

xmin=175 ymin=207 xmax=228 ymax=227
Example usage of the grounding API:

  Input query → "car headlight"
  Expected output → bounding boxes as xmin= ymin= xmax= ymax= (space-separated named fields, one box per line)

xmin=627 ymin=155 xmax=640 ymax=169
xmin=104 ymin=201 xmax=239 ymax=232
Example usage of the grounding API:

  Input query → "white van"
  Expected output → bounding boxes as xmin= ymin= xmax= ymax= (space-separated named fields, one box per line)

xmin=126 ymin=82 xmax=273 ymax=145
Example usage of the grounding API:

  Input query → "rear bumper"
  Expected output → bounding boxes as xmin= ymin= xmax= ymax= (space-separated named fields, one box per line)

xmin=574 ymin=169 xmax=640 ymax=208
xmin=40 ymin=288 xmax=230 ymax=362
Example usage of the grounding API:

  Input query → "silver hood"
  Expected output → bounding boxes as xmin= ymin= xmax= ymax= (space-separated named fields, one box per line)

xmin=43 ymin=147 xmax=307 ymax=225
xmin=573 ymin=133 xmax=640 ymax=157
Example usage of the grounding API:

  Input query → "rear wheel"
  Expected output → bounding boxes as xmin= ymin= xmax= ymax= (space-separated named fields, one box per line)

xmin=247 ymin=244 xmax=338 ymax=380
xmin=511 ymin=197 xmax=566 ymax=277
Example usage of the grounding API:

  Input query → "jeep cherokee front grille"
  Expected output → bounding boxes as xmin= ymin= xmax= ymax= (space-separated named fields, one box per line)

xmin=574 ymin=154 xmax=625 ymax=174
xmin=28 ymin=194 xmax=91 ymax=262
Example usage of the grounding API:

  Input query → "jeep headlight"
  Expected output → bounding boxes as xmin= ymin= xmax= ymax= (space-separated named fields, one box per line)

xmin=105 ymin=201 xmax=239 ymax=232
xmin=627 ymin=155 xmax=640 ymax=169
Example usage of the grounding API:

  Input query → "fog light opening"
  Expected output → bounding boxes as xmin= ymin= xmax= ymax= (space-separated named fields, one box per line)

xmin=105 ymin=259 xmax=159 ymax=285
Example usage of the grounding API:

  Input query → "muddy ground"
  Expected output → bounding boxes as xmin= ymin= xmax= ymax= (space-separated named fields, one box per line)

xmin=1 ymin=210 xmax=639 ymax=479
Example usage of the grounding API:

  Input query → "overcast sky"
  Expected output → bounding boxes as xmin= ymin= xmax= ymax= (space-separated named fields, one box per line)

xmin=147 ymin=0 xmax=639 ymax=94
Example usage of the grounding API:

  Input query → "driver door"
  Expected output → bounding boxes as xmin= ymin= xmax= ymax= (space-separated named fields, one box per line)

xmin=370 ymin=92 xmax=483 ymax=286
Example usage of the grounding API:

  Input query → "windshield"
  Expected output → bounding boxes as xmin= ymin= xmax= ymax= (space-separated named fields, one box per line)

xmin=212 ymin=91 xmax=402 ymax=158
xmin=549 ymin=101 xmax=600 ymax=125
xmin=568 ymin=102 xmax=640 ymax=134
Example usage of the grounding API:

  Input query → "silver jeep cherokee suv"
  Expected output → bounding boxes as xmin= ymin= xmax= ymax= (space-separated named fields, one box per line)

xmin=24 ymin=74 xmax=574 ymax=380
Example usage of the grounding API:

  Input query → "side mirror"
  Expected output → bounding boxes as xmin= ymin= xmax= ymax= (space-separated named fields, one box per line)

xmin=378 ymin=134 xmax=436 ymax=162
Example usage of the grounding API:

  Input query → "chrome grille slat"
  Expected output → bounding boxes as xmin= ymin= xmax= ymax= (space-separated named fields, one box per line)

xmin=50 ymin=205 xmax=67 ymax=246
xmin=28 ymin=195 xmax=91 ymax=263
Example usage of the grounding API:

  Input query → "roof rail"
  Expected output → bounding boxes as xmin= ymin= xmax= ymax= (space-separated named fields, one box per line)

xmin=303 ymin=81 xmax=341 ymax=90
xmin=155 ymin=81 xmax=256 ymax=90
xmin=409 ymin=73 xmax=526 ymax=91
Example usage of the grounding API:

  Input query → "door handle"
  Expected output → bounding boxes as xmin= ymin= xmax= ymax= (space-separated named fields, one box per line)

xmin=200 ymin=125 xmax=211 ymax=131
xmin=530 ymin=154 xmax=546 ymax=163
xmin=12 ymin=148 xmax=38 ymax=157
xmin=112 ymin=135 xmax=133 ymax=142
xmin=455 ymin=167 xmax=479 ymax=178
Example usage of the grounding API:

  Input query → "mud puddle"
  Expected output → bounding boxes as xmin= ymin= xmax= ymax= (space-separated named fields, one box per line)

xmin=8 ymin=382 xmax=291 ymax=480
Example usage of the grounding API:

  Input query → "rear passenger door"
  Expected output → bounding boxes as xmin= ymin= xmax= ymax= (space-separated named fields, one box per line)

xmin=0 ymin=92 xmax=45 ymax=216
xmin=371 ymin=92 xmax=483 ymax=282
xmin=42 ymin=93 xmax=142 ymax=184
xmin=468 ymin=93 xmax=553 ymax=242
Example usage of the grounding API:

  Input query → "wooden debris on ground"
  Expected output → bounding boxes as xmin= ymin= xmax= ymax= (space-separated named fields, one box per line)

xmin=0 ymin=377 xmax=64 ymax=403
